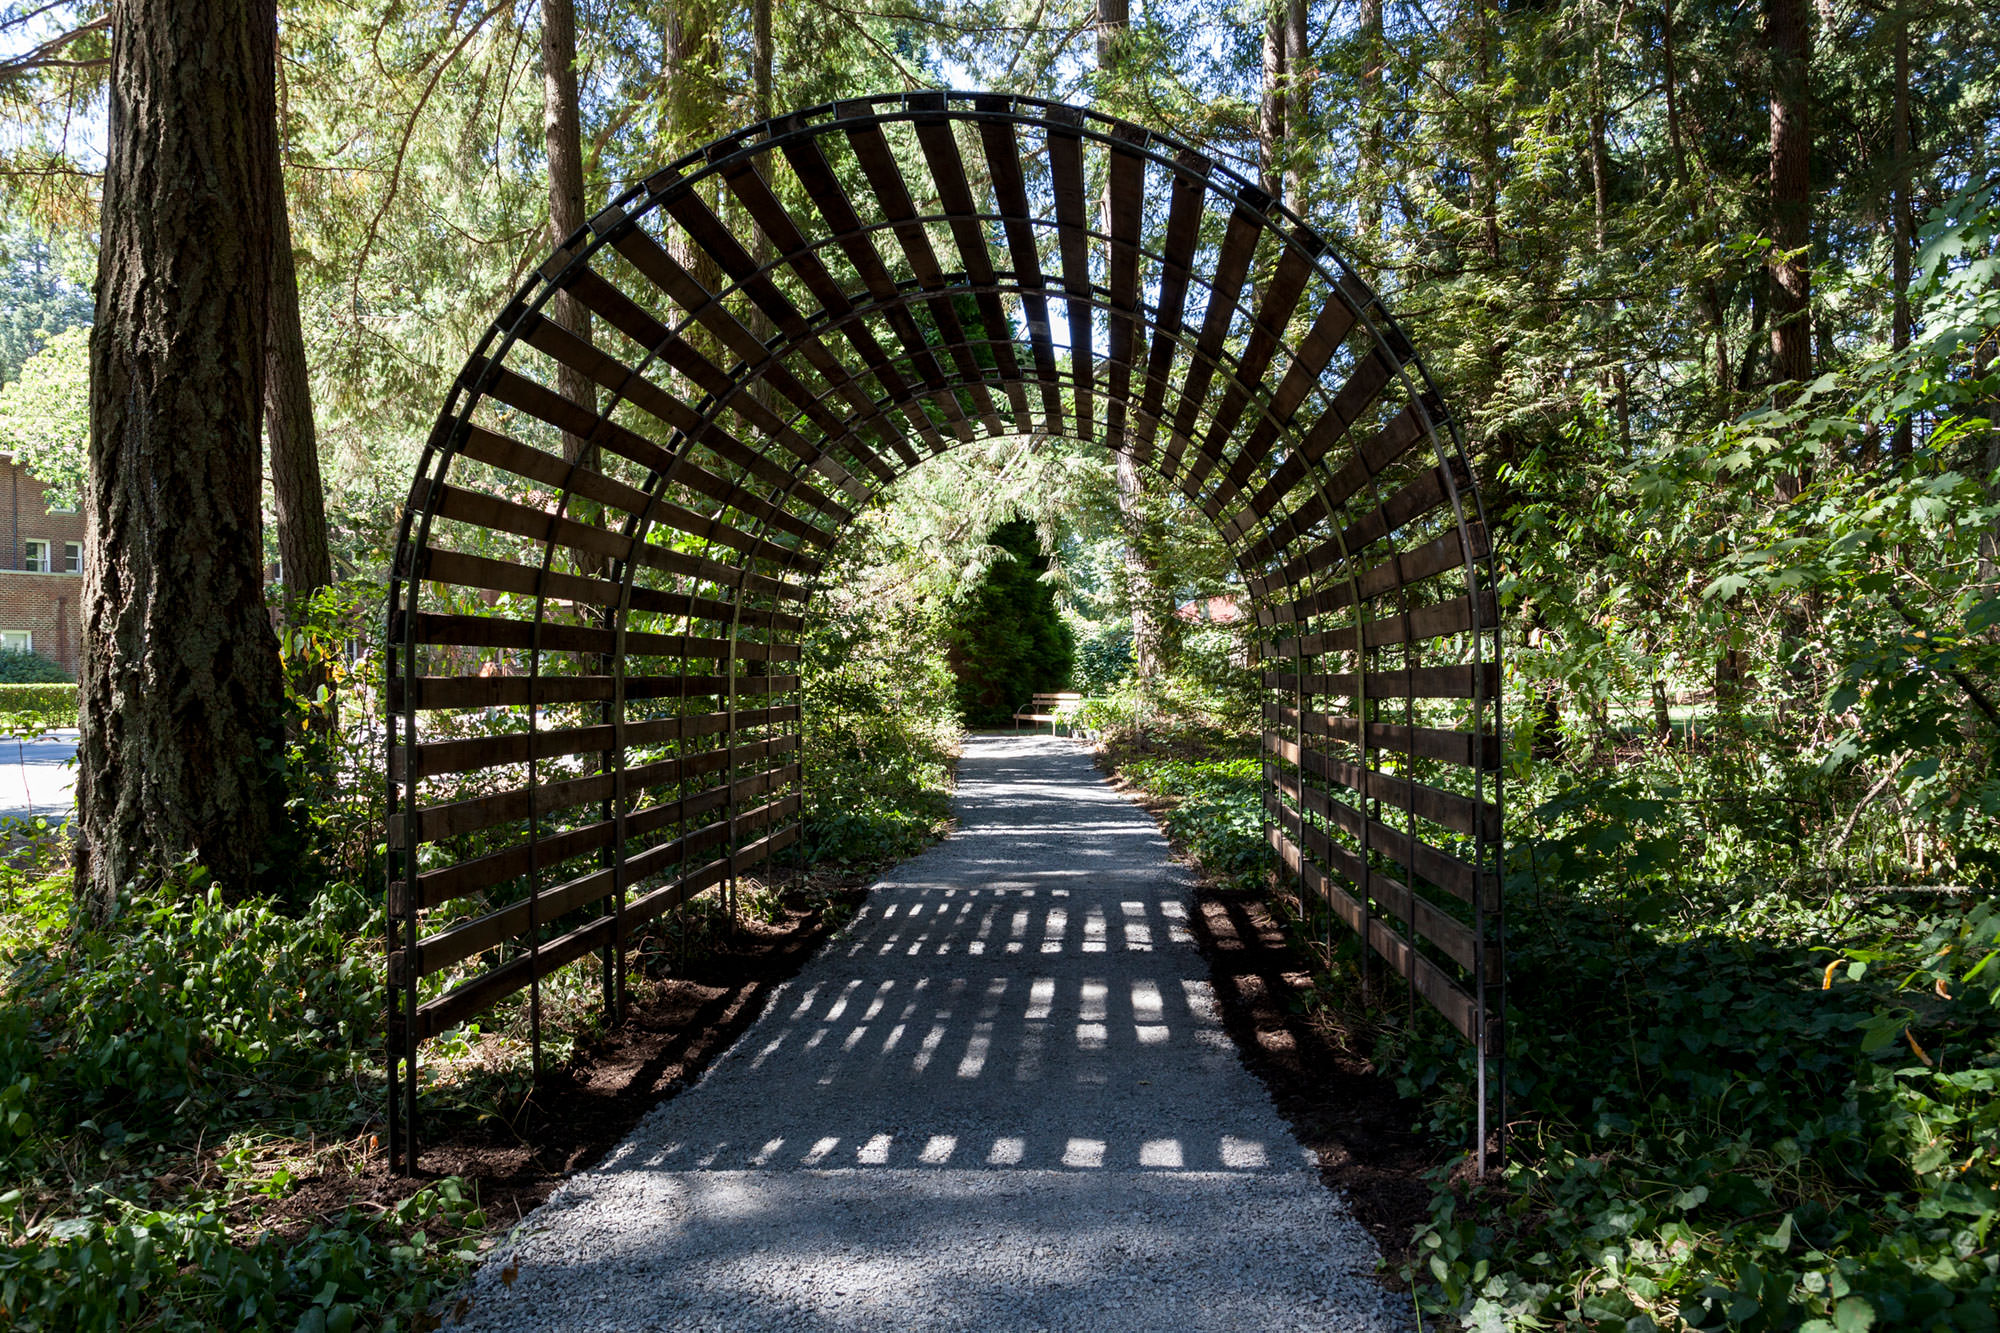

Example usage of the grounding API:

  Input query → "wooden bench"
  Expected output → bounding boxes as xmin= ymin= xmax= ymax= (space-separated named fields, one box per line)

xmin=1012 ymin=691 xmax=1090 ymax=737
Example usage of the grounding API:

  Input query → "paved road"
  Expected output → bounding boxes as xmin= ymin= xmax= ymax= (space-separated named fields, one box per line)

xmin=0 ymin=728 xmax=76 ymax=824
xmin=457 ymin=734 xmax=1402 ymax=1333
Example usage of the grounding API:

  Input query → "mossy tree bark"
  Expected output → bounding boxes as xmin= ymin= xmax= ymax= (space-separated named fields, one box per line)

xmin=81 ymin=0 xmax=290 ymax=912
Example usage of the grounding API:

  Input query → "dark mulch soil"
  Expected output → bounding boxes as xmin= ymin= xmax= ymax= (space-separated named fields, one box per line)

xmin=1184 ymin=885 xmax=1440 ymax=1276
xmin=261 ymin=874 xmax=870 ymax=1242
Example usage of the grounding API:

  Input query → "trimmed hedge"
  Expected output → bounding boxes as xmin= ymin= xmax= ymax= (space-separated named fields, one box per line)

xmin=0 ymin=682 xmax=78 ymax=732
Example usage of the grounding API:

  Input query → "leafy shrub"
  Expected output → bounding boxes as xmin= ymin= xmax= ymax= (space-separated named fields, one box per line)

xmin=801 ymin=564 xmax=960 ymax=867
xmin=0 ymin=651 xmax=71 ymax=684
xmin=0 ymin=841 xmax=487 ymax=1331
xmin=0 ymin=1177 xmax=484 ymax=1332
xmin=1121 ymin=754 xmax=1275 ymax=887
xmin=1398 ymin=885 xmax=2000 ymax=1332
xmin=1069 ymin=621 xmax=1133 ymax=694
xmin=1 ymin=864 xmax=378 ymax=1150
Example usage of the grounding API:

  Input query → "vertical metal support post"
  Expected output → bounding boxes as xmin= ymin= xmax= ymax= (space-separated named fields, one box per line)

xmin=1404 ymin=628 xmax=1418 ymax=1020
xmin=1469 ymin=531 xmax=1495 ymax=1177
xmin=398 ymin=569 xmax=423 ymax=1172
xmin=604 ymin=591 xmax=628 ymax=1024
xmin=1355 ymin=623 xmax=1373 ymax=1004
xmin=1293 ymin=639 xmax=1308 ymax=926
xmin=384 ymin=572 xmax=405 ymax=1173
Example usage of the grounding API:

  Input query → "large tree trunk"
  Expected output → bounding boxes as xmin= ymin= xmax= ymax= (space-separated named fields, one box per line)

xmin=542 ymin=0 xmax=598 ymax=467
xmin=1890 ymin=19 xmax=1912 ymax=461
xmin=753 ymin=0 xmax=773 ymax=118
xmin=746 ymin=0 xmax=777 ymax=393
xmin=663 ymin=1 xmax=724 ymax=366
xmin=1663 ymin=0 xmax=1686 ymax=180
xmin=1765 ymin=0 xmax=1813 ymax=388
xmin=1260 ymin=1 xmax=1285 ymax=202
xmin=1358 ymin=0 xmax=1384 ymax=238
xmin=1282 ymin=0 xmax=1308 ymax=208
xmin=1474 ymin=0 xmax=1502 ymax=265
xmin=266 ymin=151 xmax=332 ymax=612
xmin=1095 ymin=0 xmax=1128 ymax=64
xmin=82 ymin=0 xmax=289 ymax=911
xmin=1587 ymin=32 xmax=1630 ymax=450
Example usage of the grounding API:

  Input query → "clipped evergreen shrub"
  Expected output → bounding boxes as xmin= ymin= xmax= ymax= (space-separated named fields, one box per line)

xmin=945 ymin=518 xmax=1075 ymax=728
xmin=0 ymin=650 xmax=73 ymax=684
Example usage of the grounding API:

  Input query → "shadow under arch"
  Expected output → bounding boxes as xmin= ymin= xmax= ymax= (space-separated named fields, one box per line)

xmin=384 ymin=91 xmax=1506 ymax=1174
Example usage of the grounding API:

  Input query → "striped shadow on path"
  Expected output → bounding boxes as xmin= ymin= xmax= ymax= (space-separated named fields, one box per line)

xmin=456 ymin=733 xmax=1406 ymax=1333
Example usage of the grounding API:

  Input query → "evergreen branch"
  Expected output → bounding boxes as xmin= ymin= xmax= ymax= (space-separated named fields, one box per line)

xmin=0 ymin=13 xmax=107 ymax=80
xmin=349 ymin=0 xmax=519 ymax=316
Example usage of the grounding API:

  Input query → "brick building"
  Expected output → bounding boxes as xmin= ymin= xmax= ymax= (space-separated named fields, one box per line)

xmin=0 ymin=453 xmax=83 ymax=675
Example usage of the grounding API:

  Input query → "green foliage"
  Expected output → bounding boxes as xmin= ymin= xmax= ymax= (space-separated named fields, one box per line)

xmin=1069 ymin=621 xmax=1133 ymax=695
xmin=0 ymin=225 xmax=91 ymax=386
xmin=1120 ymin=753 xmax=1275 ymax=887
xmin=801 ymin=543 xmax=960 ymax=867
xmin=0 ymin=850 xmax=489 ymax=1331
xmin=1398 ymin=885 xmax=2000 ymax=1333
xmin=0 ymin=652 xmax=71 ymax=684
xmin=945 ymin=519 xmax=1076 ymax=727
xmin=0 ymin=324 xmax=87 ymax=508
xmin=0 ymin=681 xmax=76 ymax=732
xmin=2 ymin=871 xmax=377 ymax=1140
xmin=0 ymin=1176 xmax=484 ymax=1333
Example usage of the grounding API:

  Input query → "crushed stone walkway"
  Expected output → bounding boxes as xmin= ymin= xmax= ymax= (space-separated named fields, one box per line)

xmin=457 ymin=733 xmax=1405 ymax=1333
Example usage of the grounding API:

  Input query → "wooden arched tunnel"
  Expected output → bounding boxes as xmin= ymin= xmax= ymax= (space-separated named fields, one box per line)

xmin=385 ymin=92 xmax=1506 ymax=1172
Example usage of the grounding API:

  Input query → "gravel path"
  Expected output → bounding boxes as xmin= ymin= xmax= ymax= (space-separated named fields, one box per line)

xmin=456 ymin=734 xmax=1406 ymax=1333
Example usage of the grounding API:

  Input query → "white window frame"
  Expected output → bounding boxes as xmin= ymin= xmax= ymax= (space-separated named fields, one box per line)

xmin=22 ymin=539 xmax=49 ymax=573
xmin=63 ymin=541 xmax=80 ymax=574
xmin=0 ymin=631 xmax=31 ymax=653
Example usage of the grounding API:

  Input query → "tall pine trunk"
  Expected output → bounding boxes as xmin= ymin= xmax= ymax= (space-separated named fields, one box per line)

xmin=1282 ymin=0 xmax=1308 ymax=209
xmin=1890 ymin=20 xmax=1912 ymax=461
xmin=746 ymin=0 xmax=777 ymax=399
xmin=542 ymin=0 xmax=598 ymax=468
xmin=1260 ymin=1 xmax=1285 ymax=202
xmin=1358 ymin=0 xmax=1383 ymax=238
xmin=752 ymin=0 xmax=772 ymax=118
xmin=83 ymin=0 xmax=290 ymax=911
xmin=663 ymin=0 xmax=724 ymax=366
xmin=1765 ymin=0 xmax=1813 ymax=388
xmin=265 ymin=144 xmax=332 ymax=613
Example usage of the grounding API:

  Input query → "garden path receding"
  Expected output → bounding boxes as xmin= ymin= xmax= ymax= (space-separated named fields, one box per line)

xmin=385 ymin=91 xmax=1506 ymax=1170
xmin=449 ymin=734 xmax=1407 ymax=1333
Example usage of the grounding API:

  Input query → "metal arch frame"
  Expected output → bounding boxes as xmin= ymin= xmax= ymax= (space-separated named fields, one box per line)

xmin=384 ymin=90 xmax=1506 ymax=1175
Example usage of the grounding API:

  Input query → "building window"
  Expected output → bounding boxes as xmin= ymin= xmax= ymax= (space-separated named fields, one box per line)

xmin=63 ymin=542 xmax=80 ymax=574
xmin=47 ymin=498 xmax=78 ymax=515
xmin=22 ymin=540 xmax=49 ymax=573
xmin=0 ymin=631 xmax=29 ymax=653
